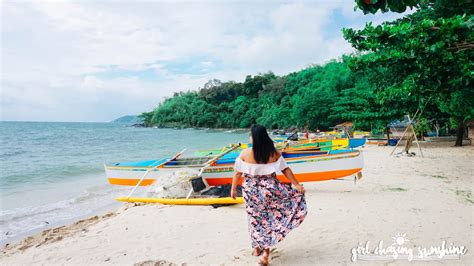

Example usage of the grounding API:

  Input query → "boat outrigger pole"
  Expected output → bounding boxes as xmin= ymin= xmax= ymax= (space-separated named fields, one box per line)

xmin=126 ymin=148 xmax=187 ymax=199
xmin=185 ymin=143 xmax=241 ymax=199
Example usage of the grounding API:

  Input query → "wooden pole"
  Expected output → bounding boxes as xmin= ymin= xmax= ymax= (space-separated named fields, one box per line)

xmin=390 ymin=113 xmax=424 ymax=157
xmin=408 ymin=115 xmax=424 ymax=157
xmin=126 ymin=148 xmax=186 ymax=199
xmin=390 ymin=109 xmax=420 ymax=156
xmin=390 ymin=125 xmax=409 ymax=156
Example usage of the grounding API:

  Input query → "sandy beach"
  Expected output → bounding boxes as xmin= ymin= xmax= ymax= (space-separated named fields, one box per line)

xmin=1 ymin=143 xmax=473 ymax=265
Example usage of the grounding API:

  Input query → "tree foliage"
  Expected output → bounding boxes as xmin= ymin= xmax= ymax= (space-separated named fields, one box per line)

xmin=143 ymin=63 xmax=361 ymax=130
xmin=345 ymin=0 xmax=473 ymax=145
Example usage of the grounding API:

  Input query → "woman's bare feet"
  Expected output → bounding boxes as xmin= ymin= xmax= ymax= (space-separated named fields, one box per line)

xmin=258 ymin=248 xmax=270 ymax=265
xmin=252 ymin=247 xmax=262 ymax=256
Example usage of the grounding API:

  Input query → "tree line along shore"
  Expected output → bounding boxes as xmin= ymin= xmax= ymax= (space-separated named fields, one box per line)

xmin=139 ymin=1 xmax=473 ymax=146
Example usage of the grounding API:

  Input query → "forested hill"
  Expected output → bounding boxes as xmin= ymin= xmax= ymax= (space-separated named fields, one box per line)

xmin=140 ymin=0 xmax=473 ymax=145
xmin=141 ymin=61 xmax=373 ymax=130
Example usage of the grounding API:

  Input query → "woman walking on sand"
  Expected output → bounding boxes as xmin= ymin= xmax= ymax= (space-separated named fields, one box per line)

xmin=231 ymin=125 xmax=307 ymax=265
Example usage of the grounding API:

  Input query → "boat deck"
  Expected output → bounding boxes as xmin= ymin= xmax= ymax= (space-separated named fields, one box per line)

xmin=168 ymin=156 xmax=211 ymax=166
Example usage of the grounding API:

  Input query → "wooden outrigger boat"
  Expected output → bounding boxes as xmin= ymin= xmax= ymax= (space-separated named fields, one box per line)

xmin=281 ymin=138 xmax=349 ymax=151
xmin=194 ymin=137 xmax=352 ymax=157
xmin=348 ymin=138 xmax=367 ymax=148
xmin=105 ymin=149 xmax=364 ymax=187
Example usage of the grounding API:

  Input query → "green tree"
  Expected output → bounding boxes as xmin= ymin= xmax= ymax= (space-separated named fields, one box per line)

xmin=139 ymin=111 xmax=154 ymax=127
xmin=344 ymin=0 xmax=474 ymax=145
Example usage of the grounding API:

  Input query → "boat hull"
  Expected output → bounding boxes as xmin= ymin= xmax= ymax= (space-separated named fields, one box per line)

xmin=106 ymin=151 xmax=364 ymax=186
xmin=348 ymin=138 xmax=367 ymax=148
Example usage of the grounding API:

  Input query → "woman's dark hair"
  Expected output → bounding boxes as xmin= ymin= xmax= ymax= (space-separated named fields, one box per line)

xmin=250 ymin=124 xmax=277 ymax=164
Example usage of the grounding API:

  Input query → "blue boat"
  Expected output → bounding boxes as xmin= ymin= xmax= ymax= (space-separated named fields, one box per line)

xmin=348 ymin=138 xmax=367 ymax=148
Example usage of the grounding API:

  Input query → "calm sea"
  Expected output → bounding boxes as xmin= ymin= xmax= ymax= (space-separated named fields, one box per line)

xmin=0 ymin=121 xmax=248 ymax=245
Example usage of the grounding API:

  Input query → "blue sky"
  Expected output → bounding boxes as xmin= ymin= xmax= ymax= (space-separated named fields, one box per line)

xmin=1 ymin=1 xmax=410 ymax=122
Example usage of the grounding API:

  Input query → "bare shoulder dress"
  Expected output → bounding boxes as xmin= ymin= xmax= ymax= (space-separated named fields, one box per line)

xmin=234 ymin=155 xmax=308 ymax=249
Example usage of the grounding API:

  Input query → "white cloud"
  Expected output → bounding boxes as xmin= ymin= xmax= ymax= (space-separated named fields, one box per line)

xmin=1 ymin=0 xmax=408 ymax=122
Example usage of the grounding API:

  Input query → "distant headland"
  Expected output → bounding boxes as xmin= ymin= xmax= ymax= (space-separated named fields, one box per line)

xmin=111 ymin=115 xmax=144 ymax=126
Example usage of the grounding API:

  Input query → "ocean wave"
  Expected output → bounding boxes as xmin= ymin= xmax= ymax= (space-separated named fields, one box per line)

xmin=71 ymin=184 xmax=128 ymax=204
xmin=0 ymin=184 xmax=128 ymax=244
xmin=0 ymin=150 xmax=27 ymax=158
xmin=0 ymin=199 xmax=75 ymax=223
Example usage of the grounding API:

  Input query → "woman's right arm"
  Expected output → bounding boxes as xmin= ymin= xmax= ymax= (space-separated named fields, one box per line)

xmin=231 ymin=150 xmax=246 ymax=199
xmin=231 ymin=171 xmax=242 ymax=199
xmin=277 ymin=152 xmax=305 ymax=194
xmin=282 ymin=167 xmax=305 ymax=194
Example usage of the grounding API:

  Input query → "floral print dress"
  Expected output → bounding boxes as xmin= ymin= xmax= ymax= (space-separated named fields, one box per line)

xmin=234 ymin=156 xmax=308 ymax=249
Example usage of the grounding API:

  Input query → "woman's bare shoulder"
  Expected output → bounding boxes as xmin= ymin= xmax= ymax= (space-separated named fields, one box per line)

xmin=239 ymin=148 xmax=252 ymax=161
xmin=268 ymin=150 xmax=282 ymax=163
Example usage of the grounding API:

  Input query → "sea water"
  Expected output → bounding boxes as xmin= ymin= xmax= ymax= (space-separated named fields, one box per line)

xmin=0 ymin=121 xmax=248 ymax=245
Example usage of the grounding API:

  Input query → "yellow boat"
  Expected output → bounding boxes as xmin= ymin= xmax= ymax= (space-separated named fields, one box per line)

xmin=281 ymin=138 xmax=349 ymax=151
xmin=116 ymin=196 xmax=244 ymax=205
xmin=331 ymin=139 xmax=349 ymax=150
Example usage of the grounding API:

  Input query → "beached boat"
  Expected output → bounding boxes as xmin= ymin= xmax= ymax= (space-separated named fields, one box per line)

xmin=194 ymin=138 xmax=350 ymax=156
xmin=348 ymin=138 xmax=366 ymax=148
xmin=105 ymin=150 xmax=364 ymax=187
xmin=280 ymin=138 xmax=349 ymax=151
